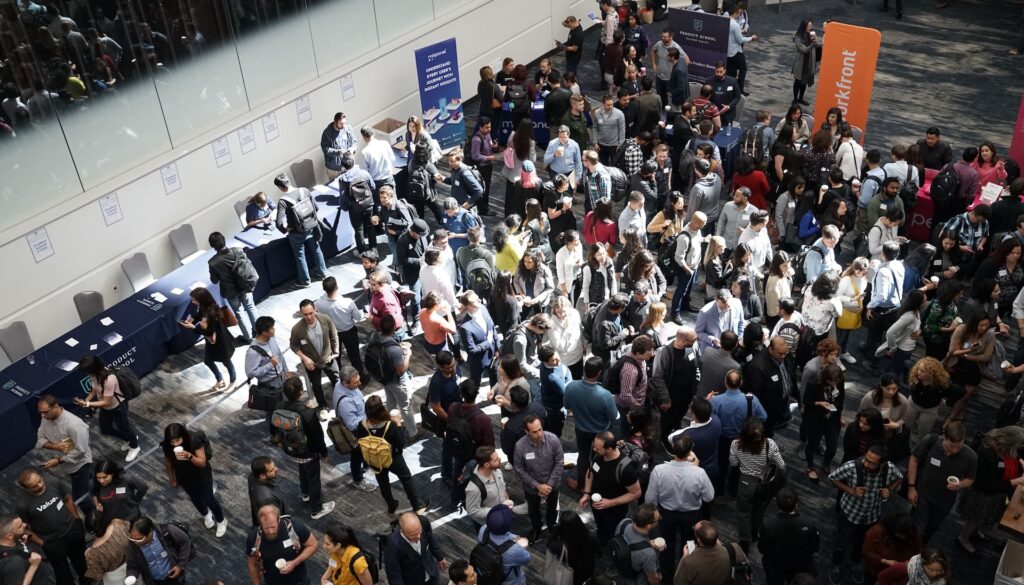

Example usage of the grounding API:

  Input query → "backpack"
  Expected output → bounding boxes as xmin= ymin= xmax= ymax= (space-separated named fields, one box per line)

xmin=250 ymin=516 xmax=302 ymax=558
xmin=898 ymin=165 xmax=918 ymax=210
xmin=506 ymin=84 xmax=529 ymax=112
xmin=929 ymin=163 xmax=960 ymax=205
xmin=270 ymin=408 xmax=309 ymax=458
xmin=615 ymin=440 xmax=648 ymax=484
xmin=444 ymin=405 xmax=481 ymax=460
xmin=161 ymin=523 xmax=197 ymax=561
xmin=327 ymin=417 xmax=358 ymax=454
xmin=467 ymin=166 xmax=485 ymax=188
xmin=790 ymin=245 xmax=823 ymax=289
xmin=349 ymin=550 xmax=380 ymax=584
xmin=740 ymin=124 xmax=770 ymax=166
xmin=357 ymin=421 xmax=394 ymax=471
xmin=499 ymin=325 xmax=528 ymax=358
xmin=609 ymin=521 xmax=650 ymax=579
xmin=453 ymin=460 xmax=485 ymax=512
xmin=603 ymin=355 xmax=641 ymax=395
xmin=607 ymin=166 xmax=629 ymax=202
xmin=725 ymin=542 xmax=753 ymax=585
xmin=469 ymin=529 xmax=514 ymax=585
xmin=407 ymin=167 xmax=435 ymax=203
xmin=109 ymin=367 xmax=142 ymax=402
xmin=656 ymin=232 xmax=680 ymax=275
xmin=581 ymin=302 xmax=603 ymax=344
xmin=364 ymin=337 xmax=400 ymax=385
xmin=347 ymin=178 xmax=374 ymax=211
xmin=231 ymin=249 xmax=259 ymax=293
xmin=695 ymin=102 xmax=713 ymax=123
xmin=465 ymin=258 xmax=495 ymax=300
xmin=281 ymin=189 xmax=319 ymax=233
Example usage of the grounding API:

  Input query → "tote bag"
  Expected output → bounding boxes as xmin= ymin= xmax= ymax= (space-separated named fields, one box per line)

xmin=542 ymin=546 xmax=574 ymax=585
xmin=837 ymin=278 xmax=862 ymax=330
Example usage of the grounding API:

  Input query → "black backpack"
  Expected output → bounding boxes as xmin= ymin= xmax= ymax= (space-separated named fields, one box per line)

xmin=161 ymin=523 xmax=197 ymax=561
xmin=929 ymin=163 xmax=960 ymax=205
xmin=607 ymin=166 xmax=629 ymax=202
xmin=790 ymin=245 xmax=823 ymax=289
xmin=270 ymin=409 xmax=308 ymax=458
xmin=364 ymin=337 xmax=400 ymax=384
xmin=506 ymin=85 xmax=529 ymax=112
xmin=453 ymin=460 xmax=485 ymax=511
xmin=465 ymin=258 xmax=495 ymax=299
xmin=725 ymin=542 xmax=753 ymax=585
xmin=469 ymin=529 xmax=514 ymax=585
xmin=407 ymin=167 xmax=434 ymax=203
xmin=346 ymin=178 xmax=374 ymax=211
xmin=740 ymin=124 xmax=770 ymax=167
xmin=231 ymin=249 xmax=259 ymax=293
xmin=581 ymin=301 xmax=604 ymax=344
xmin=656 ymin=232 xmax=679 ymax=275
xmin=614 ymin=440 xmax=649 ymax=484
xmin=109 ymin=367 xmax=142 ymax=402
xmin=499 ymin=325 xmax=528 ymax=358
xmin=898 ymin=165 xmax=918 ymax=210
xmin=281 ymin=189 xmax=319 ymax=233
xmin=604 ymin=355 xmax=640 ymax=395
xmin=444 ymin=405 xmax=480 ymax=460
xmin=348 ymin=549 xmax=380 ymax=584
xmin=609 ymin=521 xmax=650 ymax=579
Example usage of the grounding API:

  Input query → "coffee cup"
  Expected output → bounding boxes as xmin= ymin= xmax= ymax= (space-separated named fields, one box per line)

xmin=653 ymin=537 xmax=667 ymax=551
xmin=947 ymin=475 xmax=959 ymax=485
xmin=500 ymin=417 xmax=509 ymax=428
xmin=591 ymin=493 xmax=602 ymax=503
xmin=555 ymin=147 xmax=564 ymax=157
xmin=1002 ymin=360 xmax=1012 ymax=370
xmin=275 ymin=559 xmax=287 ymax=571
xmin=390 ymin=409 xmax=400 ymax=419
xmin=173 ymin=446 xmax=184 ymax=454
xmin=125 ymin=577 xmax=137 ymax=585
xmin=503 ymin=499 xmax=514 ymax=508
xmin=517 ymin=537 xmax=530 ymax=547
xmin=929 ymin=276 xmax=939 ymax=284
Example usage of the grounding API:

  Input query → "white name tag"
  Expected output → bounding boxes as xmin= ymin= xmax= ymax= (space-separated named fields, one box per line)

xmin=282 ymin=539 xmax=293 ymax=548
xmin=454 ymin=180 xmax=460 ymax=186
xmin=998 ymin=461 xmax=1006 ymax=469
xmin=526 ymin=452 xmax=536 ymax=460
xmin=687 ymin=352 xmax=695 ymax=361
xmin=788 ymin=201 xmax=796 ymax=209
xmin=1000 ymin=269 xmax=1008 ymax=277
xmin=771 ymin=374 xmax=779 ymax=382
xmin=930 ymin=457 xmax=942 ymax=467
xmin=592 ymin=462 xmax=601 ymax=473
xmin=115 ymin=487 xmax=127 ymax=495
xmin=300 ymin=340 xmax=308 ymax=345
xmin=727 ymin=86 xmax=733 ymax=91
xmin=746 ymin=354 xmax=753 ymax=362
xmin=161 ymin=551 xmax=168 ymax=558
xmin=933 ymin=260 xmax=943 ymax=266
xmin=56 ymin=500 xmax=63 ymax=510
xmin=880 ymin=204 xmax=888 ymax=211
xmin=329 ymin=559 xmax=338 ymax=568
xmin=663 ymin=168 xmax=670 ymax=174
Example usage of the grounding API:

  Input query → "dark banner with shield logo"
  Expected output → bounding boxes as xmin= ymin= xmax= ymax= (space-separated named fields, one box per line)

xmin=668 ymin=8 xmax=731 ymax=83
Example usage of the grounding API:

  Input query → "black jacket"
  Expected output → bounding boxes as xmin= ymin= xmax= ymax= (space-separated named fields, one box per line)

xmin=208 ymin=248 xmax=250 ymax=298
xmin=544 ymin=87 xmax=572 ymax=128
xmin=758 ymin=512 xmax=820 ymax=574
xmin=744 ymin=351 xmax=795 ymax=422
xmin=383 ymin=515 xmax=444 ymax=585
xmin=708 ymin=74 xmax=741 ymax=114
xmin=126 ymin=524 xmax=192 ymax=585
xmin=396 ymin=232 xmax=427 ymax=285
xmin=247 ymin=474 xmax=286 ymax=526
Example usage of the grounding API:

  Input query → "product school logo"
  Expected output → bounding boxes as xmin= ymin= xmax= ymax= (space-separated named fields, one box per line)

xmin=693 ymin=19 xmax=703 ymax=32
xmin=3 ymin=380 xmax=30 ymax=397
xmin=79 ymin=376 xmax=92 ymax=394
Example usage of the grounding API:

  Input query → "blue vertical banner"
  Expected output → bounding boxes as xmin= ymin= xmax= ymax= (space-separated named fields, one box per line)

xmin=669 ymin=8 xmax=730 ymax=83
xmin=414 ymin=38 xmax=465 ymax=151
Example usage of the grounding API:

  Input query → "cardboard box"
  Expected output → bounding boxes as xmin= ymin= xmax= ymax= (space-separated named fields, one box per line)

xmin=372 ymin=118 xmax=405 ymax=149
xmin=996 ymin=540 xmax=1024 ymax=585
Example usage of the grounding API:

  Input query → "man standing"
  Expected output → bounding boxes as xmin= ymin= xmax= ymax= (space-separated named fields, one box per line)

xmin=126 ymin=517 xmax=193 ymax=585
xmin=35 ymin=395 xmax=93 ymax=518
xmin=592 ymin=94 xmax=625 ymax=167
xmin=686 ymin=160 xmax=722 ymax=232
xmin=321 ymin=112 xmax=357 ymax=181
xmin=436 ymin=149 xmax=484 ymax=210
xmin=428 ymin=352 xmax=462 ymax=483
xmin=635 ymin=78 xmax=663 ymax=137
xmin=674 ymin=521 xmax=747 ymax=585
xmin=333 ymin=366 xmax=376 ymax=493
xmin=562 ymin=95 xmax=590 ymax=156
xmin=865 ymin=242 xmax=905 ymax=356
xmin=916 ymin=127 xmax=953 ymax=171
xmin=469 ymin=117 xmax=498 ymax=215
xmin=866 ymin=177 xmax=905 ymax=230
xmin=758 ymin=488 xmax=820 ymax=585
xmin=736 ymin=211 xmax=772 ymax=280
xmin=580 ymin=431 xmax=643 ymax=542
xmin=707 ymin=61 xmax=741 ymax=127
xmin=360 ymin=125 xmax=397 ymax=196
xmin=592 ymin=293 xmax=633 ymax=367
xmin=383 ymin=513 xmax=448 ymax=585
xmin=942 ymin=204 xmax=990 ymax=276
xmin=618 ymin=191 xmax=648 ymax=245
xmin=802 ymin=225 xmax=842 ymax=285
xmin=614 ymin=336 xmax=657 ymax=431
xmin=544 ymin=72 xmax=572 ymax=129
xmin=645 ymin=436 xmax=714 ymax=576
xmin=0 ymin=516 xmax=51 ymax=585
xmin=375 ymin=185 xmax=415 ymax=269
xmin=273 ymin=377 xmax=336 ymax=520
xmin=559 ymin=16 xmax=584 ymax=73
xmin=397 ymin=220 xmax=430 ymax=316
xmin=448 ymin=561 xmax=479 ymax=585
xmin=514 ymin=415 xmax=564 ymax=543
xmin=247 ymin=456 xmax=287 ymax=526
xmin=15 ymin=468 xmax=88 ymax=585
xmin=907 ymin=422 xmax=977 ymax=543
xmin=373 ymin=314 xmax=420 ymax=439
xmin=716 ymin=187 xmax=758 ymax=256
xmin=695 ymin=289 xmax=745 ymax=350
xmin=596 ymin=0 xmax=619 ymax=66
xmin=463 ymin=447 xmax=510 ymax=527
xmin=670 ymin=213 xmax=706 ymax=321
xmin=650 ymin=327 xmax=701 ymax=447
xmin=564 ymin=356 xmax=619 ymax=484
xmin=245 ymin=316 xmax=294 ymax=400
xmin=208 ymin=231 xmax=258 ymax=342
xmin=274 ymin=174 xmax=328 ymax=288
xmin=582 ymin=151 xmax=613 ymax=212
xmin=315 ymin=276 xmax=364 ymax=378
xmin=615 ymin=504 xmax=662 ymax=585
xmin=246 ymin=505 xmax=319 ymax=585
xmin=651 ymin=28 xmax=685 ymax=107
xmin=671 ymin=396 xmax=722 ymax=488
xmin=710 ymin=370 xmax=767 ymax=493
xmin=726 ymin=5 xmax=758 ymax=96
xmin=744 ymin=337 xmax=795 ymax=437
xmin=666 ymin=48 xmax=690 ymax=109
xmin=544 ymin=125 xmax=584 ymax=184
xmin=290 ymin=299 xmax=340 ymax=418
xmin=337 ymin=154 xmax=378 ymax=255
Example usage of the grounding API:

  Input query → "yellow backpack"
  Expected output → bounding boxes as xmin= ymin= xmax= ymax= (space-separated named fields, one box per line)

xmin=357 ymin=421 xmax=393 ymax=471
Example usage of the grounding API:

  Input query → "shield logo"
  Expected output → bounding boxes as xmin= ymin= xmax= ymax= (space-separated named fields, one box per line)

xmin=80 ymin=377 xmax=92 ymax=393
xmin=3 ymin=381 xmax=13 ymax=390
xmin=694 ymin=19 xmax=703 ymax=32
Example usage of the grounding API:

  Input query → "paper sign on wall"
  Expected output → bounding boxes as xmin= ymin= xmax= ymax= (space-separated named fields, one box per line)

xmin=296 ymin=96 xmax=312 ymax=124
xmin=98 ymin=193 xmax=123 ymax=226
xmin=26 ymin=227 xmax=54 ymax=263
xmin=262 ymin=112 xmax=279 ymax=142
xmin=213 ymin=137 xmax=232 ymax=167
xmin=160 ymin=163 xmax=181 ymax=195
xmin=340 ymin=74 xmax=355 ymax=101
xmin=238 ymin=124 xmax=257 ymax=154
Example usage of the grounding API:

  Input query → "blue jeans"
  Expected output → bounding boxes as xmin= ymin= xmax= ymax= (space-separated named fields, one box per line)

xmin=204 ymin=345 xmax=236 ymax=383
xmin=226 ymin=292 xmax=258 ymax=339
xmin=98 ymin=401 xmax=138 ymax=448
xmin=672 ymin=267 xmax=696 ymax=316
xmin=286 ymin=231 xmax=327 ymax=285
xmin=883 ymin=348 xmax=912 ymax=379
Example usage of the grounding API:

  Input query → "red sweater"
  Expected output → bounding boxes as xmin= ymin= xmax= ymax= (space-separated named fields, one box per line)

xmin=861 ymin=524 xmax=922 ymax=577
xmin=732 ymin=170 xmax=771 ymax=210
xmin=584 ymin=212 xmax=618 ymax=247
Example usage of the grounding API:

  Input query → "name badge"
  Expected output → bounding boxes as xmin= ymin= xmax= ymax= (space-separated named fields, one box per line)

xmin=161 ymin=551 xmax=168 ymax=558
xmin=746 ymin=354 xmax=753 ymax=362
xmin=592 ymin=462 xmax=601 ymax=473
xmin=526 ymin=452 xmax=536 ymax=460
xmin=282 ymin=539 xmax=294 ymax=548
xmin=687 ymin=352 xmax=695 ymax=361
xmin=1000 ymin=269 xmax=1008 ymax=277
xmin=454 ymin=180 xmax=460 ymax=186
xmin=663 ymin=168 xmax=670 ymax=174
xmin=115 ymin=487 xmax=127 ymax=495
xmin=300 ymin=339 xmax=308 ymax=345
xmin=56 ymin=500 xmax=63 ymax=510
xmin=329 ymin=559 xmax=338 ymax=568
xmin=880 ymin=204 xmax=888 ymax=211
xmin=727 ymin=86 xmax=733 ymax=91
xmin=788 ymin=201 xmax=796 ymax=209
xmin=771 ymin=374 xmax=779 ymax=382
xmin=930 ymin=457 xmax=942 ymax=467
xmin=933 ymin=260 xmax=943 ymax=266
xmin=998 ymin=461 xmax=1006 ymax=469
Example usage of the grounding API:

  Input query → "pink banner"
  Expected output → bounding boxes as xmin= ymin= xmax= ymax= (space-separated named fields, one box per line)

xmin=1010 ymin=93 xmax=1024 ymax=165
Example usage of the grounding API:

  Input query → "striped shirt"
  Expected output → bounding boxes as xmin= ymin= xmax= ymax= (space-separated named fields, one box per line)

xmin=729 ymin=439 xmax=785 ymax=477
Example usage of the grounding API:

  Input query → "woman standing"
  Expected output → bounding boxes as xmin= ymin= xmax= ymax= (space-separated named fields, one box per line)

xmin=514 ymin=248 xmax=555 ymax=318
xmin=802 ymin=364 xmax=844 ymax=481
xmin=621 ymin=250 xmax=667 ymax=299
xmin=921 ymin=280 xmax=962 ymax=359
xmin=581 ymin=243 xmax=618 ymax=308
xmin=583 ymin=199 xmax=618 ymax=248
xmin=503 ymin=121 xmax=538 ymax=215
xmin=646 ymin=191 xmax=687 ymax=247
xmin=623 ymin=13 xmax=649 ymax=65
xmin=546 ymin=174 xmax=577 ymax=253
xmin=458 ymin=291 xmax=498 ymax=390
xmin=75 ymin=355 xmax=142 ymax=462
xmin=861 ymin=373 xmax=912 ymax=460
xmin=841 ymin=407 xmax=887 ymax=463
xmin=882 ymin=290 xmax=926 ymax=379
xmin=418 ymin=292 xmax=457 ymax=356
xmin=930 ymin=231 xmax=964 ymax=283
xmin=615 ymin=228 xmax=645 ymax=279
xmin=730 ymin=418 xmax=786 ymax=552
xmin=731 ymin=154 xmax=771 ymax=210
xmin=522 ymin=198 xmax=553 ymax=261
xmin=160 ymin=423 xmax=227 ymax=536
xmin=944 ymin=311 xmax=994 ymax=421
xmin=776 ymin=176 xmax=806 ymax=252
xmin=791 ymin=19 xmax=819 ymax=107
xmin=508 ymin=160 xmax=543 ymax=221
xmin=904 ymin=357 xmax=961 ymax=440
xmin=902 ymin=244 xmax=938 ymax=295
xmin=320 ymin=524 xmax=374 ymax=585
xmin=476 ymin=66 xmax=503 ymax=136
xmin=765 ymin=251 xmax=793 ymax=331
xmin=179 ymin=287 xmax=236 ymax=390
xmin=403 ymin=116 xmax=436 ymax=171
xmin=956 ymin=426 xmax=1024 ymax=553
xmin=489 ymin=355 xmax=531 ymax=415
xmin=639 ymin=302 xmax=678 ymax=347
xmin=703 ymin=236 xmax=728 ymax=297
xmin=975 ymin=238 xmax=1023 ymax=315
xmin=802 ymin=272 xmax=843 ymax=350
xmin=836 ymin=258 xmax=868 ymax=363
xmin=355 ymin=396 xmax=427 ymax=515
xmin=493 ymin=225 xmax=530 ymax=274
xmin=489 ymin=271 xmax=522 ymax=334
xmin=91 ymin=460 xmax=147 ymax=531
xmin=84 ymin=519 xmax=131 ymax=585
xmin=554 ymin=230 xmax=584 ymax=302
xmin=546 ymin=510 xmax=599 ymax=585
xmin=547 ymin=296 xmax=586 ymax=379
xmin=803 ymin=130 xmax=837 ymax=194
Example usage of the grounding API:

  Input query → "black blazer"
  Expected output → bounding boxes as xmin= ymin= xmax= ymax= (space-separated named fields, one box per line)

xmin=383 ymin=515 xmax=444 ymax=585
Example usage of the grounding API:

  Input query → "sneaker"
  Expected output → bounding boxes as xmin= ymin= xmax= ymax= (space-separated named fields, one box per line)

xmin=125 ymin=446 xmax=141 ymax=463
xmin=311 ymin=501 xmax=336 ymax=520
xmin=351 ymin=480 xmax=376 ymax=493
xmin=215 ymin=519 xmax=228 ymax=538
xmin=203 ymin=511 xmax=215 ymax=529
xmin=414 ymin=499 xmax=431 ymax=515
xmin=840 ymin=352 xmax=857 ymax=364
xmin=301 ymin=494 xmax=310 ymax=502
xmin=829 ymin=565 xmax=844 ymax=585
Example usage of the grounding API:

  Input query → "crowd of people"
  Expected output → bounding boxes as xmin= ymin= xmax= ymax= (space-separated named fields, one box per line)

xmin=4 ymin=1 xmax=1024 ymax=585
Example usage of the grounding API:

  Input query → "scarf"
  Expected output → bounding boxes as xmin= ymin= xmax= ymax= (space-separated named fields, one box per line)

xmin=907 ymin=555 xmax=945 ymax=585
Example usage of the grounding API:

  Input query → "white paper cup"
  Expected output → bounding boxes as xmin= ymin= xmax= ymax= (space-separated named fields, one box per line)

xmin=173 ymin=446 xmax=184 ymax=453
xmin=947 ymin=475 xmax=959 ymax=485
xmin=275 ymin=559 xmax=287 ymax=571
xmin=1002 ymin=360 xmax=1012 ymax=370
xmin=591 ymin=493 xmax=602 ymax=503
xmin=930 ymin=276 xmax=940 ymax=283
xmin=125 ymin=577 xmax=137 ymax=585
xmin=390 ymin=409 xmax=400 ymax=419
xmin=500 ymin=417 xmax=509 ymax=427
xmin=653 ymin=537 xmax=666 ymax=551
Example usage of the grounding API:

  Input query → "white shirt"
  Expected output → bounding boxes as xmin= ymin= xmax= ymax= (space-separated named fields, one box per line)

xmin=555 ymin=245 xmax=583 ymax=289
xmin=836 ymin=140 xmax=864 ymax=181
xmin=360 ymin=138 xmax=396 ymax=181
xmin=737 ymin=227 xmax=772 ymax=278
xmin=419 ymin=264 xmax=458 ymax=308
xmin=882 ymin=160 xmax=919 ymax=191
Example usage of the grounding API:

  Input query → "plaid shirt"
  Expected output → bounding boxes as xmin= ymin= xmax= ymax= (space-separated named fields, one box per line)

xmin=623 ymin=139 xmax=644 ymax=176
xmin=585 ymin=165 xmax=612 ymax=209
xmin=943 ymin=212 xmax=989 ymax=250
xmin=829 ymin=459 xmax=904 ymax=525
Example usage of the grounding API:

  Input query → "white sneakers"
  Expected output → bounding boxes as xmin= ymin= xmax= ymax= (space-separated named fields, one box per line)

xmin=840 ymin=352 xmax=857 ymax=364
xmin=351 ymin=480 xmax=376 ymax=493
xmin=125 ymin=446 xmax=141 ymax=463
xmin=203 ymin=511 xmax=215 ymax=529
xmin=311 ymin=501 xmax=336 ymax=520
xmin=215 ymin=520 xmax=227 ymax=538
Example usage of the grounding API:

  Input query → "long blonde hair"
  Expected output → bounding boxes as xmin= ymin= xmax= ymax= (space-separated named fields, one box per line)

xmin=640 ymin=302 xmax=667 ymax=331
xmin=703 ymin=235 xmax=726 ymax=266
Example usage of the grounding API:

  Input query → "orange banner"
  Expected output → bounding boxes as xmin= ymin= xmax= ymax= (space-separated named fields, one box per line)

xmin=811 ymin=22 xmax=882 ymax=143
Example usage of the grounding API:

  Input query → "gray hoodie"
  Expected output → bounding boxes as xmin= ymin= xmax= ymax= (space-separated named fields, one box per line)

xmin=686 ymin=173 xmax=722 ymax=223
